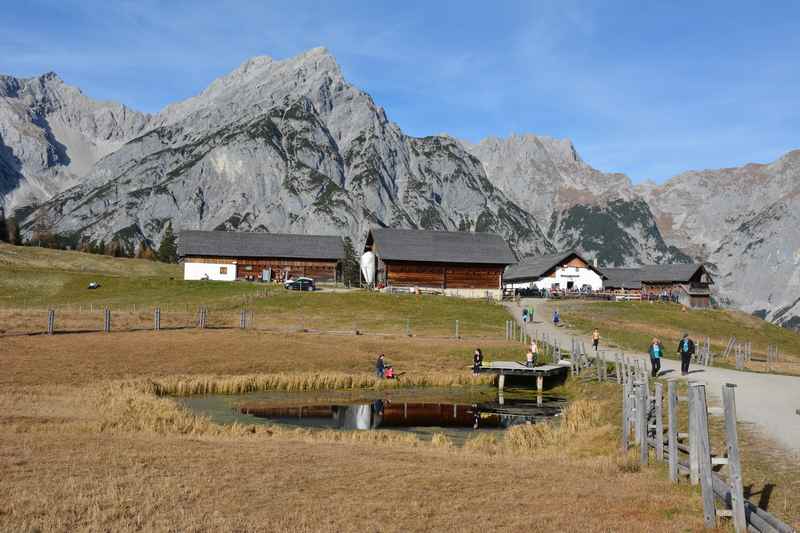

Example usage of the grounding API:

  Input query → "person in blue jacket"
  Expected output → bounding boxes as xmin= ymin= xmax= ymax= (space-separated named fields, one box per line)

xmin=552 ymin=308 xmax=560 ymax=326
xmin=649 ymin=337 xmax=663 ymax=377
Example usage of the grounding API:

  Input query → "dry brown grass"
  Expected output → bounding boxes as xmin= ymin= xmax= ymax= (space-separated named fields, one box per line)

xmin=0 ymin=329 xmax=721 ymax=532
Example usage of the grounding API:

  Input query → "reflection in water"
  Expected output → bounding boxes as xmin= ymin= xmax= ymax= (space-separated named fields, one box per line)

xmin=239 ymin=396 xmax=565 ymax=431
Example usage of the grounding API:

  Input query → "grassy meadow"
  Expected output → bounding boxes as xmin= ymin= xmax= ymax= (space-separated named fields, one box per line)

xmin=0 ymin=242 xmax=509 ymax=337
xmin=1 ymin=243 xmax=798 ymax=531
xmin=556 ymin=299 xmax=800 ymax=374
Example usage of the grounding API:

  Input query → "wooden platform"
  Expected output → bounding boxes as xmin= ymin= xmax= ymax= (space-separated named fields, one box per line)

xmin=477 ymin=361 xmax=570 ymax=391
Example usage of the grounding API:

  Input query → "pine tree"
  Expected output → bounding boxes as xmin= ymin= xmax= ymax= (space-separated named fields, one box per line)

xmin=341 ymin=236 xmax=360 ymax=287
xmin=158 ymin=222 xmax=178 ymax=263
xmin=0 ymin=208 xmax=7 ymax=243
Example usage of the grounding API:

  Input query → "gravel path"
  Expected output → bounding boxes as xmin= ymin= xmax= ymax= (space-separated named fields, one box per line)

xmin=507 ymin=299 xmax=800 ymax=453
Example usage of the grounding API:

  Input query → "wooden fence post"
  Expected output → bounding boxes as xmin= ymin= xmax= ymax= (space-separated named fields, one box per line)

xmin=637 ymin=382 xmax=648 ymax=465
xmin=654 ymin=382 xmax=664 ymax=461
xmin=667 ymin=380 xmax=678 ymax=482
xmin=691 ymin=383 xmax=717 ymax=528
xmin=103 ymin=307 xmax=111 ymax=333
xmin=47 ymin=309 xmax=55 ymax=335
xmin=722 ymin=384 xmax=747 ymax=532
xmin=621 ymin=381 xmax=631 ymax=452
xmin=688 ymin=384 xmax=700 ymax=485
xmin=154 ymin=307 xmax=161 ymax=331
xmin=240 ymin=308 xmax=248 ymax=330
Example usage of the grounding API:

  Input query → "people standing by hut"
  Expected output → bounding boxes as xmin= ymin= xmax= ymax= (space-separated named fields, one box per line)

xmin=472 ymin=348 xmax=484 ymax=375
xmin=677 ymin=333 xmax=695 ymax=376
xmin=649 ymin=337 xmax=663 ymax=377
xmin=592 ymin=328 xmax=600 ymax=352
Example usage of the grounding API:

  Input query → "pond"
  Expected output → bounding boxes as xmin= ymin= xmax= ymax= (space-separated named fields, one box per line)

xmin=178 ymin=386 xmax=568 ymax=441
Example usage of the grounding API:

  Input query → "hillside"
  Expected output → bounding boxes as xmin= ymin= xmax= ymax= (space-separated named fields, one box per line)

xmin=556 ymin=300 xmax=800 ymax=374
xmin=0 ymin=48 xmax=798 ymax=328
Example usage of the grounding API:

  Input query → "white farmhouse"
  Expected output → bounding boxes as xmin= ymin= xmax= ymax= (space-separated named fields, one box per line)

xmin=503 ymin=251 xmax=605 ymax=292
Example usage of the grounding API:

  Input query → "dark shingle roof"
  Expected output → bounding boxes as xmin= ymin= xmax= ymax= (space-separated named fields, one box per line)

xmin=503 ymin=251 xmax=594 ymax=282
xmin=368 ymin=228 xmax=516 ymax=265
xmin=639 ymin=264 xmax=707 ymax=283
xmin=178 ymin=230 xmax=344 ymax=260
xmin=602 ymin=264 xmax=710 ymax=288
xmin=602 ymin=268 xmax=643 ymax=289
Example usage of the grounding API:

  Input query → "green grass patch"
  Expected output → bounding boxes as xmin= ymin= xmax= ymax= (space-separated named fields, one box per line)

xmin=0 ymin=243 xmax=512 ymax=337
xmin=558 ymin=300 xmax=800 ymax=362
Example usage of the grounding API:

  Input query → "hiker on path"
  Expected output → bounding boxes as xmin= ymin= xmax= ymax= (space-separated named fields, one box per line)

xmin=677 ymin=333 xmax=695 ymax=376
xmin=552 ymin=308 xmax=560 ymax=327
xmin=592 ymin=328 xmax=600 ymax=352
xmin=473 ymin=348 xmax=484 ymax=375
xmin=649 ymin=337 xmax=663 ymax=377
xmin=375 ymin=353 xmax=386 ymax=378
xmin=522 ymin=308 xmax=529 ymax=324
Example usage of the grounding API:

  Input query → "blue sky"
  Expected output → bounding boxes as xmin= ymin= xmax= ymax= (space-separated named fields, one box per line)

xmin=2 ymin=0 xmax=798 ymax=183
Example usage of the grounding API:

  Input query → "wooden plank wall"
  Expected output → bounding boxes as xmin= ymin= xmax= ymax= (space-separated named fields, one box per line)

xmin=385 ymin=261 xmax=503 ymax=289
xmin=183 ymin=256 xmax=338 ymax=281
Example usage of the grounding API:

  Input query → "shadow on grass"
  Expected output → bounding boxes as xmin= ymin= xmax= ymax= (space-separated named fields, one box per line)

xmin=745 ymin=483 xmax=776 ymax=512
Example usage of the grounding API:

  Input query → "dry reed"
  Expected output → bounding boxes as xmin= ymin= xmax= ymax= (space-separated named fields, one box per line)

xmin=147 ymin=371 xmax=495 ymax=397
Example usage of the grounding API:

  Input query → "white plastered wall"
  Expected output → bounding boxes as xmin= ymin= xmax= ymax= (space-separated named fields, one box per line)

xmin=505 ymin=267 xmax=604 ymax=291
xmin=183 ymin=262 xmax=237 ymax=281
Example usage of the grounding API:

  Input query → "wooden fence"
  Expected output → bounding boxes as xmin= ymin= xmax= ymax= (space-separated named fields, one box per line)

xmin=2 ymin=306 xmax=514 ymax=342
xmin=614 ymin=358 xmax=795 ymax=532
xmin=525 ymin=335 xmax=795 ymax=532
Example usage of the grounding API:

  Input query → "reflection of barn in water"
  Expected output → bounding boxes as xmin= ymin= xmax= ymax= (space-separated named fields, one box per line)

xmin=239 ymin=398 xmax=566 ymax=431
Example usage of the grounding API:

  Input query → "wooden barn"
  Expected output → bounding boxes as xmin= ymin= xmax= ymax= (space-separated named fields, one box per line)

xmin=503 ymin=250 xmax=605 ymax=292
xmin=178 ymin=230 xmax=344 ymax=282
xmin=603 ymin=264 xmax=713 ymax=308
xmin=364 ymin=228 xmax=516 ymax=299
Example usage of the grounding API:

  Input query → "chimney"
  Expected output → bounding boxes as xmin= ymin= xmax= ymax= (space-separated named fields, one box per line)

xmin=593 ymin=258 xmax=598 ymax=268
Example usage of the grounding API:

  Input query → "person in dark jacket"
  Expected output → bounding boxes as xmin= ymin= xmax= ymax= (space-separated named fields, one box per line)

xmin=677 ymin=333 xmax=695 ymax=375
xmin=649 ymin=337 xmax=663 ymax=377
xmin=473 ymin=348 xmax=484 ymax=375
xmin=375 ymin=353 xmax=386 ymax=378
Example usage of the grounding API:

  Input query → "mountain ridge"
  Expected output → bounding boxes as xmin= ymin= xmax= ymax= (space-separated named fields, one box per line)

xmin=0 ymin=48 xmax=797 ymax=329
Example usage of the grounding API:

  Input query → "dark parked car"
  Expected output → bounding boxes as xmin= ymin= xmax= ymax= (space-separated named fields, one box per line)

xmin=284 ymin=277 xmax=316 ymax=291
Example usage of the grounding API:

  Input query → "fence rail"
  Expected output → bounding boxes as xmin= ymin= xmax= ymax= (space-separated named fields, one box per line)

xmin=0 ymin=306 xmax=519 ymax=342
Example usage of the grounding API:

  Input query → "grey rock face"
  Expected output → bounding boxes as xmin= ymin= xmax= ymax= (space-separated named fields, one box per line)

xmin=463 ymin=134 xmax=685 ymax=266
xmin=0 ymin=72 xmax=150 ymax=209
xmin=640 ymin=150 xmax=800 ymax=328
xmin=18 ymin=48 xmax=552 ymax=257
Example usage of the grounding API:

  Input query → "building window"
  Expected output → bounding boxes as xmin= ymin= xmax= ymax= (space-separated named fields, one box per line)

xmin=245 ymin=265 xmax=253 ymax=271
xmin=220 ymin=266 xmax=228 ymax=275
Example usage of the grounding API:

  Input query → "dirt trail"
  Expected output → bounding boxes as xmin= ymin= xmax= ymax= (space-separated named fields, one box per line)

xmin=508 ymin=299 xmax=800 ymax=453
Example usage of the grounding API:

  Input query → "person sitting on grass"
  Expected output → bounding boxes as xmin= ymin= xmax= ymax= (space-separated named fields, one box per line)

xmin=473 ymin=348 xmax=483 ymax=375
xmin=649 ymin=337 xmax=663 ymax=377
xmin=375 ymin=353 xmax=386 ymax=378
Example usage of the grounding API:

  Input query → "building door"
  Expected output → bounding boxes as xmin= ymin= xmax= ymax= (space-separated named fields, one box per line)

xmin=567 ymin=281 xmax=574 ymax=290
